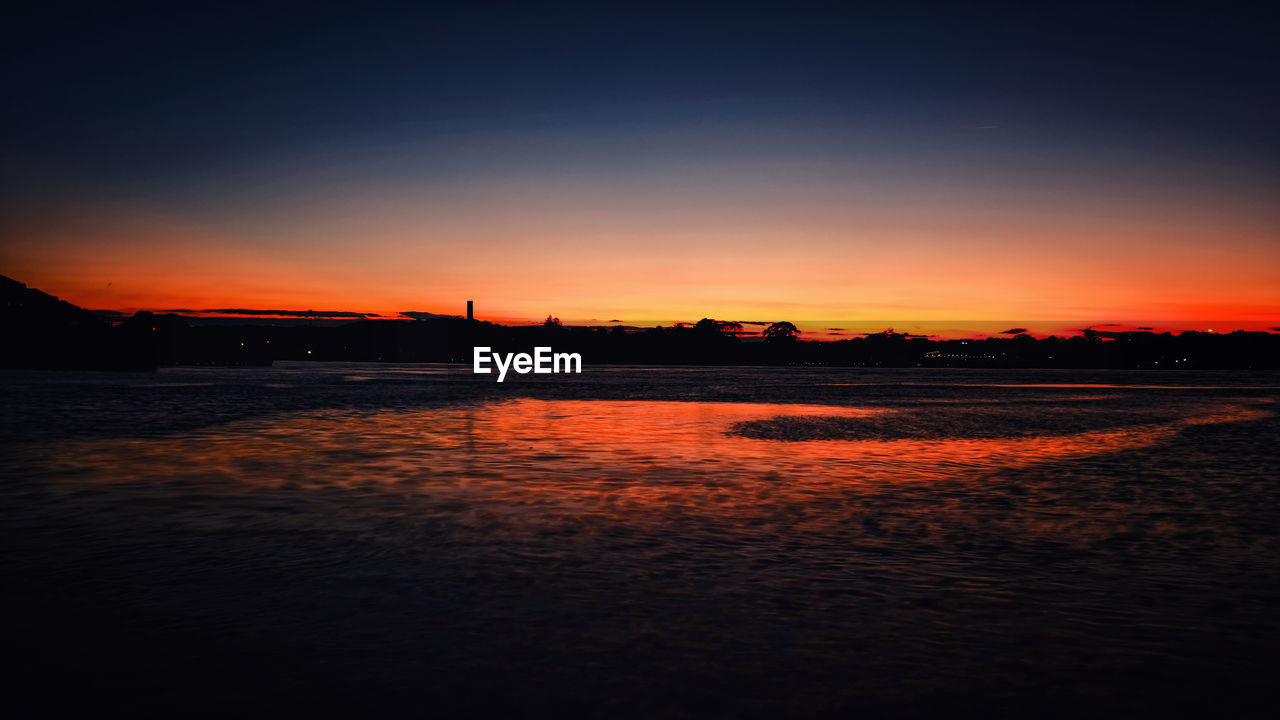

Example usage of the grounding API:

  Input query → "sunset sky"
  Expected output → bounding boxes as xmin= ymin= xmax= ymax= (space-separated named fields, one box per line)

xmin=2 ymin=2 xmax=1276 ymax=334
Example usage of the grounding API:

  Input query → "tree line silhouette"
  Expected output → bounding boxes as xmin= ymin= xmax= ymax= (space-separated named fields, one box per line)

xmin=3 ymin=275 xmax=1278 ymax=370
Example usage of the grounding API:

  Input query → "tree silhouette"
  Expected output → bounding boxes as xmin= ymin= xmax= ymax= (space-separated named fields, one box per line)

xmin=763 ymin=321 xmax=800 ymax=342
xmin=694 ymin=318 xmax=743 ymax=336
xmin=544 ymin=315 xmax=563 ymax=328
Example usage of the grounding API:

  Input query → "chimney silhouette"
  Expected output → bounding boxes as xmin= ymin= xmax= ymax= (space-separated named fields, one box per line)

xmin=467 ymin=300 xmax=473 ymax=321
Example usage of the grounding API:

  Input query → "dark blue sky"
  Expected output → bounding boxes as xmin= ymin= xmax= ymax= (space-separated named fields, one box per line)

xmin=4 ymin=1 xmax=1275 ymax=189
xmin=2 ymin=1 xmax=1276 ymax=325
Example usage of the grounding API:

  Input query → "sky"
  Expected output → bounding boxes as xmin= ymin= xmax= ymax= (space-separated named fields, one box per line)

xmin=1 ymin=1 xmax=1276 ymax=335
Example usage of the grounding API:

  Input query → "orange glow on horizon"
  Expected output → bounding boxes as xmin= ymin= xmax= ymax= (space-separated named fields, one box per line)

xmin=3 ymin=176 xmax=1277 ymax=334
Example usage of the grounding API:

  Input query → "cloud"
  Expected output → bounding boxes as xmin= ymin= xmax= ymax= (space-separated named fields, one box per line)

xmin=999 ymin=327 xmax=1028 ymax=335
xmin=400 ymin=310 xmax=463 ymax=320
xmin=160 ymin=308 xmax=377 ymax=318
xmin=200 ymin=308 xmax=375 ymax=318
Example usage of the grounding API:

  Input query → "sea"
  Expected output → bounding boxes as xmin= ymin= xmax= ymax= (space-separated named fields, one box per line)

xmin=2 ymin=363 xmax=1278 ymax=718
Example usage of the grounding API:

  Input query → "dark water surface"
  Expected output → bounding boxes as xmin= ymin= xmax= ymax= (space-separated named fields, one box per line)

xmin=3 ymin=364 xmax=1278 ymax=717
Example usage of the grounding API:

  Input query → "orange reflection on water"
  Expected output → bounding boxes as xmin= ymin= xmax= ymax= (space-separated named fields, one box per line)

xmin=44 ymin=399 xmax=1270 ymax=527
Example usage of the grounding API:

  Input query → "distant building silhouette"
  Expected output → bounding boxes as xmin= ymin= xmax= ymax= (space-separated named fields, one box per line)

xmin=467 ymin=300 xmax=473 ymax=321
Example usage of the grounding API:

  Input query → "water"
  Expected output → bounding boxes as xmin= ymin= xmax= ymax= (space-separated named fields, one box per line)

xmin=3 ymin=364 xmax=1278 ymax=717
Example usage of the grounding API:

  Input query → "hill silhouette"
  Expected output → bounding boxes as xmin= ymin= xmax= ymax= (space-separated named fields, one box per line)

xmin=1 ymin=276 xmax=155 ymax=370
